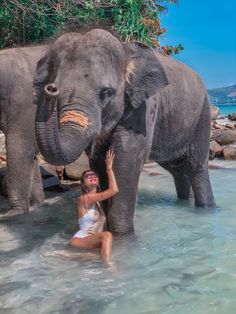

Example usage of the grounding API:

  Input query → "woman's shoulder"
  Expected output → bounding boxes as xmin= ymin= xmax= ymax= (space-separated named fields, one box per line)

xmin=77 ymin=195 xmax=83 ymax=202
xmin=76 ymin=195 xmax=84 ymax=207
xmin=77 ymin=194 xmax=96 ymax=207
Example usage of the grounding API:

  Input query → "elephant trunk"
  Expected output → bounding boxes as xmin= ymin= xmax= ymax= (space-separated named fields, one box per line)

xmin=35 ymin=83 xmax=98 ymax=165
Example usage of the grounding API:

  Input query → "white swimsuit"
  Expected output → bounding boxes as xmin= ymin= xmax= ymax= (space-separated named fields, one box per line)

xmin=73 ymin=203 xmax=106 ymax=238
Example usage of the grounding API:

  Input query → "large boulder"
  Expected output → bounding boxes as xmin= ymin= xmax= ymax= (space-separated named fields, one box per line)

xmin=225 ymin=122 xmax=235 ymax=129
xmin=37 ymin=154 xmax=59 ymax=177
xmin=0 ymin=153 xmax=6 ymax=166
xmin=228 ymin=113 xmax=236 ymax=121
xmin=211 ymin=121 xmax=225 ymax=130
xmin=210 ymin=105 xmax=220 ymax=120
xmin=0 ymin=131 xmax=6 ymax=155
xmin=65 ymin=152 xmax=90 ymax=180
xmin=37 ymin=154 xmax=62 ymax=190
xmin=209 ymin=140 xmax=223 ymax=159
xmin=223 ymin=146 xmax=236 ymax=160
xmin=212 ymin=130 xmax=236 ymax=145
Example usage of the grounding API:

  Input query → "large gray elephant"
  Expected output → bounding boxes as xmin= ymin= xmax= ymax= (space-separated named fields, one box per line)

xmin=0 ymin=46 xmax=47 ymax=215
xmin=33 ymin=29 xmax=215 ymax=235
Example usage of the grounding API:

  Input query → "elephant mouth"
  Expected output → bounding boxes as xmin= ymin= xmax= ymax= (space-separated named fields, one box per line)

xmin=59 ymin=110 xmax=92 ymax=128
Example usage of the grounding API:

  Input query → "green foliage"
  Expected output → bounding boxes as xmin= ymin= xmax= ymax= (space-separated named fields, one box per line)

xmin=0 ymin=0 xmax=182 ymax=55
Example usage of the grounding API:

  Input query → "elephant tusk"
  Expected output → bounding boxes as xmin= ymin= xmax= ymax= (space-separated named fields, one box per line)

xmin=59 ymin=110 xmax=92 ymax=128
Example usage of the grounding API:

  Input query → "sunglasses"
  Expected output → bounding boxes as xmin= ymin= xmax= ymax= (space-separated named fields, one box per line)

xmin=83 ymin=172 xmax=98 ymax=180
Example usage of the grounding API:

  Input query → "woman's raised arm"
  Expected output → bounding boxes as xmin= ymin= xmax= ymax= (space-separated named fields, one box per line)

xmin=83 ymin=150 xmax=119 ymax=204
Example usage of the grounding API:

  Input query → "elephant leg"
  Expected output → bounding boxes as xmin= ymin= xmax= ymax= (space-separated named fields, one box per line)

xmin=173 ymin=172 xmax=191 ymax=200
xmin=3 ymin=130 xmax=37 ymax=215
xmin=189 ymin=168 xmax=215 ymax=208
xmin=30 ymin=159 xmax=44 ymax=206
xmin=187 ymin=98 xmax=215 ymax=208
xmin=159 ymin=163 xmax=191 ymax=200
xmin=106 ymin=127 xmax=148 ymax=236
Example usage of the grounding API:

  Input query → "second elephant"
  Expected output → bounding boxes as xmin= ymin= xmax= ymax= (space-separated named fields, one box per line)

xmin=0 ymin=46 xmax=47 ymax=214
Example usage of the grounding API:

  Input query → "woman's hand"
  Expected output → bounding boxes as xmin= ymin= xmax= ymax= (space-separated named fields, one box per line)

xmin=105 ymin=149 xmax=115 ymax=171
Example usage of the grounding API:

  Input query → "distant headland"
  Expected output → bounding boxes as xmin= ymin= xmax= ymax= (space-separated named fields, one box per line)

xmin=208 ymin=84 xmax=236 ymax=104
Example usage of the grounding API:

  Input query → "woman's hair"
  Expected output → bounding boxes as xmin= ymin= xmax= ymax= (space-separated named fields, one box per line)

xmin=81 ymin=170 xmax=100 ymax=193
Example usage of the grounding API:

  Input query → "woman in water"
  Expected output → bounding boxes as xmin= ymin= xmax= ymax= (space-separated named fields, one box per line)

xmin=69 ymin=149 xmax=119 ymax=261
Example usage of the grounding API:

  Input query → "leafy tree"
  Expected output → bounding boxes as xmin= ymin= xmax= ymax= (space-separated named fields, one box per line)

xmin=0 ymin=0 xmax=183 ymax=55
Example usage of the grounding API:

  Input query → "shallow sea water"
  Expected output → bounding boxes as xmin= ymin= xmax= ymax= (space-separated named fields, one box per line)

xmin=0 ymin=163 xmax=236 ymax=314
xmin=217 ymin=104 xmax=236 ymax=115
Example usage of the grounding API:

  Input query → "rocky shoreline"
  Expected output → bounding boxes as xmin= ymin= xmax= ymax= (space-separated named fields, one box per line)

xmin=1 ymin=105 xmax=236 ymax=187
xmin=210 ymin=106 xmax=236 ymax=160
xmin=1 ymin=130 xmax=236 ymax=213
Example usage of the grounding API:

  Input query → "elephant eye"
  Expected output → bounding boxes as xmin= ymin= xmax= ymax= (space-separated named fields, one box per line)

xmin=99 ymin=88 xmax=115 ymax=107
xmin=142 ymin=74 xmax=152 ymax=84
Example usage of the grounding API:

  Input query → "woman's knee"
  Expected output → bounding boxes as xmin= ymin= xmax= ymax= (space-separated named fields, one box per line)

xmin=69 ymin=238 xmax=76 ymax=246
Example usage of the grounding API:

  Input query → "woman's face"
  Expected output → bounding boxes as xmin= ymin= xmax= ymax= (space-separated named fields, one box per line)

xmin=83 ymin=171 xmax=99 ymax=189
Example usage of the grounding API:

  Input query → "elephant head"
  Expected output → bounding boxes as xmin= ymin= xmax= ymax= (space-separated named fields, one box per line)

xmin=33 ymin=29 xmax=168 ymax=165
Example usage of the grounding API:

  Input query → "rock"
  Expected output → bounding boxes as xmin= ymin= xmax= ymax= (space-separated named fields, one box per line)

xmin=0 ymin=132 xmax=6 ymax=154
xmin=223 ymin=147 xmax=236 ymax=160
xmin=210 ymin=105 xmax=220 ymax=120
xmin=55 ymin=165 xmax=65 ymax=179
xmin=209 ymin=141 xmax=223 ymax=159
xmin=42 ymin=176 xmax=62 ymax=190
xmin=65 ymin=152 xmax=90 ymax=180
xmin=37 ymin=154 xmax=65 ymax=190
xmin=225 ymin=122 xmax=235 ymax=129
xmin=37 ymin=154 xmax=63 ymax=179
xmin=212 ymin=130 xmax=236 ymax=145
xmin=228 ymin=113 xmax=236 ymax=121
xmin=39 ymin=163 xmax=58 ymax=178
xmin=217 ymin=115 xmax=227 ymax=120
xmin=212 ymin=123 xmax=224 ymax=130
xmin=0 ymin=153 xmax=6 ymax=165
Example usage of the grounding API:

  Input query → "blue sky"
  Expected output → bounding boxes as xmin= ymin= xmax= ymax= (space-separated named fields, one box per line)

xmin=159 ymin=0 xmax=236 ymax=89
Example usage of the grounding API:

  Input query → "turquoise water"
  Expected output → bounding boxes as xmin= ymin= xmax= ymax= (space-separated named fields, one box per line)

xmin=0 ymin=164 xmax=236 ymax=314
xmin=217 ymin=104 xmax=236 ymax=115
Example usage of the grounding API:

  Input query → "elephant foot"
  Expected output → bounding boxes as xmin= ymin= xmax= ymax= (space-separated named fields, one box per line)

xmin=30 ymin=198 xmax=45 ymax=207
xmin=110 ymin=228 xmax=135 ymax=237
xmin=195 ymin=201 xmax=216 ymax=209
xmin=0 ymin=207 xmax=29 ymax=218
xmin=108 ymin=221 xmax=135 ymax=237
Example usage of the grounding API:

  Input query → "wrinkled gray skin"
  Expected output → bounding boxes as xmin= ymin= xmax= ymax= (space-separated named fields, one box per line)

xmin=0 ymin=46 xmax=47 ymax=212
xmin=33 ymin=29 xmax=215 ymax=235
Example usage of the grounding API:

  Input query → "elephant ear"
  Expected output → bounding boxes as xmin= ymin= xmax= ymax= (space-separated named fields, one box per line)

xmin=121 ymin=42 xmax=169 ymax=135
xmin=124 ymin=42 xmax=169 ymax=109
xmin=33 ymin=51 xmax=59 ymax=105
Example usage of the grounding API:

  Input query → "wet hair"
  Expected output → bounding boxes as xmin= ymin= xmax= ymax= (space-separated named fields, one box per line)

xmin=81 ymin=170 xmax=100 ymax=193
